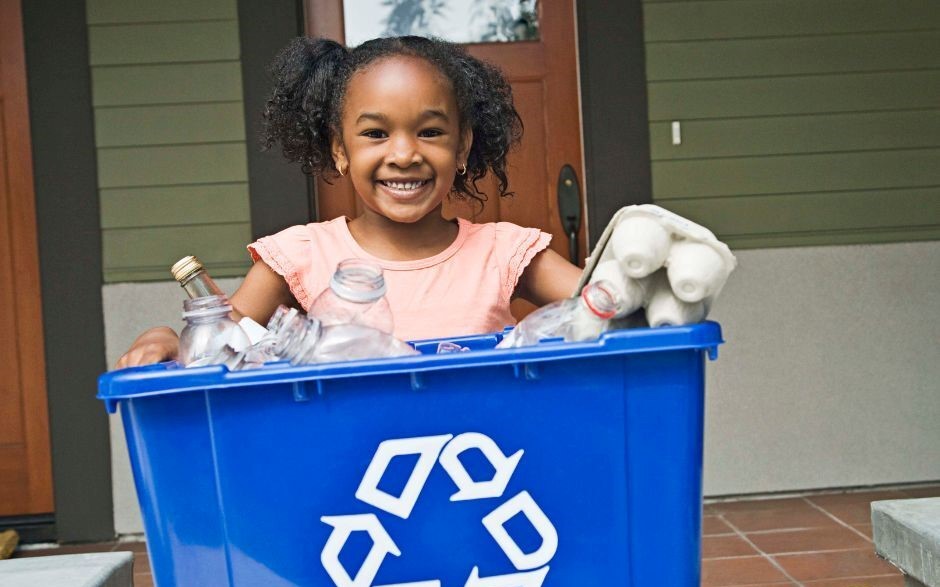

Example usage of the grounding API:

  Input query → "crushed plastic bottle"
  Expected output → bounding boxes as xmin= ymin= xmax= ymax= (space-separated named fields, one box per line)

xmin=220 ymin=304 xmax=418 ymax=368
xmin=436 ymin=341 xmax=470 ymax=353
xmin=309 ymin=259 xmax=394 ymax=334
xmin=496 ymin=281 xmax=622 ymax=349
xmin=265 ymin=306 xmax=322 ymax=364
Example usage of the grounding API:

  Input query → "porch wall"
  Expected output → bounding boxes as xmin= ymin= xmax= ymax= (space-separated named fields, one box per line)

xmin=642 ymin=0 xmax=940 ymax=248
xmin=102 ymin=241 xmax=940 ymax=533
xmin=87 ymin=0 xmax=253 ymax=283
xmin=702 ymin=240 xmax=940 ymax=496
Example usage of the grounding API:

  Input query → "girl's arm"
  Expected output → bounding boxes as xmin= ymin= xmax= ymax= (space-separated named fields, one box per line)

xmin=515 ymin=248 xmax=583 ymax=307
xmin=229 ymin=259 xmax=296 ymax=323
xmin=115 ymin=260 xmax=294 ymax=368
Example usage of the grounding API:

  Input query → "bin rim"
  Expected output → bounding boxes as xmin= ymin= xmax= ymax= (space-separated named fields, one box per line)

xmin=98 ymin=321 xmax=723 ymax=412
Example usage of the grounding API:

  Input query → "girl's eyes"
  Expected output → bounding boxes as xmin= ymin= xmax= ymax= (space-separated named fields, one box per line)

xmin=359 ymin=129 xmax=445 ymax=139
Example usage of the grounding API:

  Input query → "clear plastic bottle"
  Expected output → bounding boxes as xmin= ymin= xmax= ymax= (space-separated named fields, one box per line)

xmin=310 ymin=323 xmax=418 ymax=363
xmin=309 ymin=259 xmax=394 ymax=334
xmin=256 ymin=304 xmax=416 ymax=365
xmin=496 ymin=281 xmax=622 ymax=349
xmin=265 ymin=306 xmax=322 ymax=364
xmin=178 ymin=295 xmax=250 ymax=367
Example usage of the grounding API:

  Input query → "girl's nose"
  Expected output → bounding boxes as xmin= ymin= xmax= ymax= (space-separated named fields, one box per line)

xmin=386 ymin=135 xmax=423 ymax=167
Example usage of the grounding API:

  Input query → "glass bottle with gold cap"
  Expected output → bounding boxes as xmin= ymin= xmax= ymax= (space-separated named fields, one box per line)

xmin=171 ymin=255 xmax=225 ymax=299
xmin=169 ymin=255 xmax=249 ymax=367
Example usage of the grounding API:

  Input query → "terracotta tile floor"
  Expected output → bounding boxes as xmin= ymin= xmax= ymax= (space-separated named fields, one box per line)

xmin=701 ymin=484 xmax=940 ymax=587
xmin=10 ymin=484 xmax=939 ymax=586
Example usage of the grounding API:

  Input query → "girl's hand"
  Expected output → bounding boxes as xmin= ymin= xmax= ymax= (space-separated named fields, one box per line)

xmin=115 ymin=327 xmax=180 ymax=369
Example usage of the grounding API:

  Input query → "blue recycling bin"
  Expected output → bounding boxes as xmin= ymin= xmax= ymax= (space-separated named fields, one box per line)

xmin=98 ymin=322 xmax=723 ymax=587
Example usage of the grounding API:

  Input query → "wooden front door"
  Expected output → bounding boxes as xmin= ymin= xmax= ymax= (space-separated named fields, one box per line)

xmin=0 ymin=0 xmax=54 ymax=516
xmin=305 ymin=1 xmax=586 ymax=316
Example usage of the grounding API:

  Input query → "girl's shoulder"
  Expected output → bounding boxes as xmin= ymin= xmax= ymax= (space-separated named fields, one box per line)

xmin=247 ymin=217 xmax=354 ymax=310
xmin=252 ymin=217 xmax=348 ymax=250
xmin=455 ymin=219 xmax=553 ymax=302
xmin=459 ymin=219 xmax=552 ymax=280
xmin=461 ymin=219 xmax=552 ymax=251
xmin=277 ymin=217 xmax=348 ymax=238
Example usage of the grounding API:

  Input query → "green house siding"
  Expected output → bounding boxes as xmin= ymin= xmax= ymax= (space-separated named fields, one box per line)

xmin=88 ymin=0 xmax=251 ymax=282
xmin=643 ymin=0 xmax=940 ymax=248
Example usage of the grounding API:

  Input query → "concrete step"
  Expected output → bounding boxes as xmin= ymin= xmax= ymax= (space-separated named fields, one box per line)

xmin=872 ymin=497 xmax=940 ymax=587
xmin=0 ymin=552 xmax=133 ymax=587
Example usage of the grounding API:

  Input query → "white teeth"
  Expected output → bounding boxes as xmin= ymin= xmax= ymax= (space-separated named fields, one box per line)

xmin=383 ymin=180 xmax=424 ymax=190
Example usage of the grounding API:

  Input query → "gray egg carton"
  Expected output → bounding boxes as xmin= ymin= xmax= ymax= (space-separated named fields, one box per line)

xmin=576 ymin=205 xmax=737 ymax=328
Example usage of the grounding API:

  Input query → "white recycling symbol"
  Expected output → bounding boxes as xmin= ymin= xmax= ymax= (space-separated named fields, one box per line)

xmin=320 ymin=433 xmax=558 ymax=587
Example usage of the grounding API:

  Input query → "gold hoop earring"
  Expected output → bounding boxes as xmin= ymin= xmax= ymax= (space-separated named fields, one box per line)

xmin=457 ymin=163 xmax=467 ymax=176
xmin=338 ymin=164 xmax=347 ymax=177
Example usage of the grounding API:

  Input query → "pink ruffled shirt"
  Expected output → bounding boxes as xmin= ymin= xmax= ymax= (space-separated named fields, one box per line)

xmin=248 ymin=217 xmax=551 ymax=341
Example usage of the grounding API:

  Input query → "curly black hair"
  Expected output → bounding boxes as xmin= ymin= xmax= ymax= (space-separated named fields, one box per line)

xmin=261 ymin=36 xmax=523 ymax=207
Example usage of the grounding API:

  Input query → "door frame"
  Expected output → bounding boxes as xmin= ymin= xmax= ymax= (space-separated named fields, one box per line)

xmin=237 ymin=0 xmax=311 ymax=241
xmin=576 ymin=0 xmax=653 ymax=247
xmin=20 ymin=0 xmax=112 ymax=542
xmin=22 ymin=0 xmax=650 ymax=542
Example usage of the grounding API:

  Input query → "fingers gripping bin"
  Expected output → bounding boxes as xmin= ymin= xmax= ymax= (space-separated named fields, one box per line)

xmin=99 ymin=323 xmax=724 ymax=587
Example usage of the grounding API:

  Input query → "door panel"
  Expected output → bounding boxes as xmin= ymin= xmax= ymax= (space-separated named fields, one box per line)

xmin=0 ymin=0 xmax=55 ymax=516
xmin=305 ymin=0 xmax=586 ymax=317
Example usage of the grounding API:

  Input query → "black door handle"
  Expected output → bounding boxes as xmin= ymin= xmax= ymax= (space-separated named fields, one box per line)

xmin=557 ymin=164 xmax=582 ymax=264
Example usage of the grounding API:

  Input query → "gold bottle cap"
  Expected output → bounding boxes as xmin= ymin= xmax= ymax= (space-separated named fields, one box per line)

xmin=170 ymin=255 xmax=203 ymax=284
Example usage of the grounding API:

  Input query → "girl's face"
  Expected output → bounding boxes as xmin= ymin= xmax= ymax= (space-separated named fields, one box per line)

xmin=332 ymin=56 xmax=472 ymax=225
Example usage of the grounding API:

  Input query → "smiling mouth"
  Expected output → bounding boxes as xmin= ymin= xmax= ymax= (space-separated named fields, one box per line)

xmin=379 ymin=180 xmax=429 ymax=191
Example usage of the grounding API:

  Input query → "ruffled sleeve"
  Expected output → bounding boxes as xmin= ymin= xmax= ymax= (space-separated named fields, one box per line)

xmin=247 ymin=225 xmax=316 ymax=310
xmin=494 ymin=222 xmax=553 ymax=303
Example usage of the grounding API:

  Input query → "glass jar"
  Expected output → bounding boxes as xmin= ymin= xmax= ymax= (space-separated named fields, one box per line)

xmin=178 ymin=295 xmax=249 ymax=367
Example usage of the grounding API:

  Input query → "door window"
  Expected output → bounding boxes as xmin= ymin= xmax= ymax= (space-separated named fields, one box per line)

xmin=343 ymin=0 xmax=539 ymax=46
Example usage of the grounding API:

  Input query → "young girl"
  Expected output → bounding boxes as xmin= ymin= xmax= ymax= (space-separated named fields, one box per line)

xmin=117 ymin=35 xmax=581 ymax=368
